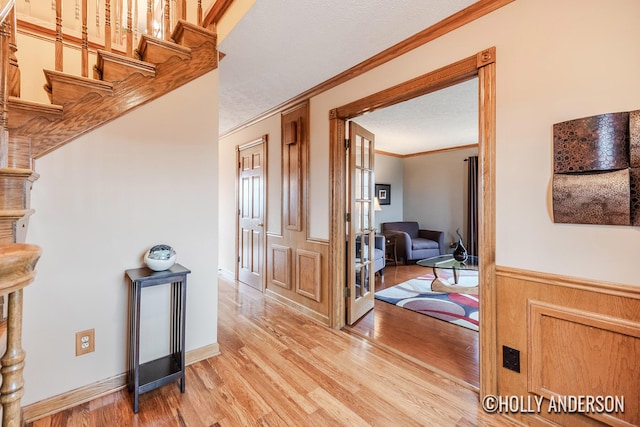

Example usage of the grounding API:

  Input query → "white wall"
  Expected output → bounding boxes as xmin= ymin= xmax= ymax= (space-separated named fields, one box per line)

xmin=403 ymin=147 xmax=478 ymax=246
xmin=23 ymin=70 xmax=219 ymax=405
xmin=220 ymin=0 xmax=640 ymax=286
xmin=218 ymin=114 xmax=281 ymax=277
xmin=373 ymin=153 xmax=403 ymax=230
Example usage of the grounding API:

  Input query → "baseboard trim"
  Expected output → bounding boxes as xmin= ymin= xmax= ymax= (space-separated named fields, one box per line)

xmin=218 ymin=267 xmax=235 ymax=282
xmin=22 ymin=342 xmax=220 ymax=423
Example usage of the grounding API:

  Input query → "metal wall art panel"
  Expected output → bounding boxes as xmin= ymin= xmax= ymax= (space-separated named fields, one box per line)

xmin=552 ymin=170 xmax=630 ymax=225
xmin=552 ymin=110 xmax=639 ymax=226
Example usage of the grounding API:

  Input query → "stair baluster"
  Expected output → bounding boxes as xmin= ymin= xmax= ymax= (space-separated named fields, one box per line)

xmin=163 ymin=0 xmax=170 ymax=40
xmin=81 ymin=0 xmax=88 ymax=77
xmin=105 ymin=0 xmax=112 ymax=51
xmin=54 ymin=0 xmax=62 ymax=71
xmin=125 ymin=0 xmax=132 ymax=55
xmin=145 ymin=0 xmax=152 ymax=36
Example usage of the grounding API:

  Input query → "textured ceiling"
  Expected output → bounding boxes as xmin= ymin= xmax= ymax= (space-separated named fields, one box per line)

xmin=218 ymin=0 xmax=479 ymax=154
xmin=355 ymin=78 xmax=479 ymax=155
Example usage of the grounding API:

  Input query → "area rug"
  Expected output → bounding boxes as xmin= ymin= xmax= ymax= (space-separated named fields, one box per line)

xmin=374 ymin=273 xmax=479 ymax=331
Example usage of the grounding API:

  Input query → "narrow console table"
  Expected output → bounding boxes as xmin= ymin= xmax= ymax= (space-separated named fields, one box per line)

xmin=125 ymin=263 xmax=190 ymax=413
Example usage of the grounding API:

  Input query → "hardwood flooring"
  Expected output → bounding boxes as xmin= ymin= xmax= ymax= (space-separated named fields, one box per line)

xmin=27 ymin=274 xmax=510 ymax=426
xmin=348 ymin=264 xmax=480 ymax=389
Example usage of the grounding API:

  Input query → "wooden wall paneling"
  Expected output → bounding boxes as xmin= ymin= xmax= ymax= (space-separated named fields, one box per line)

xmin=528 ymin=301 xmax=639 ymax=427
xmin=282 ymin=116 xmax=301 ymax=231
xmin=296 ymin=249 xmax=321 ymax=302
xmin=477 ymin=49 xmax=497 ymax=399
xmin=270 ymin=244 xmax=291 ymax=290
xmin=496 ymin=267 xmax=640 ymax=427
xmin=328 ymin=115 xmax=346 ymax=329
xmin=264 ymin=101 xmax=330 ymax=324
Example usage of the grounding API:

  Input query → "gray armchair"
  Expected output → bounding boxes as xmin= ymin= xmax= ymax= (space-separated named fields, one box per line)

xmin=355 ymin=234 xmax=386 ymax=276
xmin=381 ymin=221 xmax=444 ymax=263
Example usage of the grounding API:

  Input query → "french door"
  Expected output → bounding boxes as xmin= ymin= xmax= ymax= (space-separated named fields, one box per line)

xmin=346 ymin=122 xmax=376 ymax=324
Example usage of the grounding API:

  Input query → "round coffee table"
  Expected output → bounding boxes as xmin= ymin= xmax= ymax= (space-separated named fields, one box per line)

xmin=417 ymin=254 xmax=479 ymax=294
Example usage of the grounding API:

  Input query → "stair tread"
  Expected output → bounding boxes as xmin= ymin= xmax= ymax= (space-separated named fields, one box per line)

xmin=171 ymin=19 xmax=217 ymax=48
xmin=44 ymin=69 xmax=114 ymax=91
xmin=7 ymin=97 xmax=63 ymax=129
xmin=138 ymin=34 xmax=192 ymax=56
xmin=96 ymin=50 xmax=157 ymax=73
xmin=172 ymin=19 xmax=217 ymax=41
xmin=8 ymin=97 xmax=63 ymax=114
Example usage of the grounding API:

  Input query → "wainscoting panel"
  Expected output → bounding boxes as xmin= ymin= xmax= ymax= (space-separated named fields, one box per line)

xmin=283 ymin=117 xmax=302 ymax=231
xmin=528 ymin=301 xmax=639 ymax=427
xmin=496 ymin=267 xmax=640 ymax=427
xmin=296 ymin=249 xmax=321 ymax=302
xmin=263 ymin=101 xmax=329 ymax=325
xmin=270 ymin=244 xmax=291 ymax=289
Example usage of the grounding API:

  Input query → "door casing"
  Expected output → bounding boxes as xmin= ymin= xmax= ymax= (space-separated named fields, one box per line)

xmin=236 ymin=135 xmax=268 ymax=291
xmin=328 ymin=47 xmax=497 ymax=398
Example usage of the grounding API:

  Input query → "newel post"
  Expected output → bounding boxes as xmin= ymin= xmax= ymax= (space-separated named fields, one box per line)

xmin=0 ymin=244 xmax=41 ymax=427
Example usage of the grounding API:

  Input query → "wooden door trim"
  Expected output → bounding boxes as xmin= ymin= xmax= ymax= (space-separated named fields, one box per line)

xmin=328 ymin=47 xmax=497 ymax=398
xmin=235 ymin=135 xmax=268 ymax=291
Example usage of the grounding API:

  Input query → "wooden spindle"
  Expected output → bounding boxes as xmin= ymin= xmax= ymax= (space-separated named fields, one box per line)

xmin=132 ymin=0 xmax=138 ymax=47
xmin=0 ymin=16 xmax=10 ymax=168
xmin=55 ymin=0 xmax=63 ymax=71
xmin=197 ymin=0 xmax=202 ymax=26
xmin=146 ymin=0 xmax=152 ymax=36
xmin=178 ymin=0 xmax=185 ymax=21
xmin=163 ymin=0 xmax=169 ymax=40
xmin=8 ymin=8 xmax=19 ymax=98
xmin=81 ymin=0 xmax=88 ymax=77
xmin=126 ymin=0 xmax=132 ymax=55
xmin=104 ymin=0 xmax=111 ymax=51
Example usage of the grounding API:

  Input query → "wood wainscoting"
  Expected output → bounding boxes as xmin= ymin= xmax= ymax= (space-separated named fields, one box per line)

xmin=496 ymin=266 xmax=640 ymax=427
xmin=265 ymin=101 xmax=330 ymax=325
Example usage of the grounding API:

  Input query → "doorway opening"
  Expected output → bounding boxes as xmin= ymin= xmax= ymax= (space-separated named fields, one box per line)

xmin=328 ymin=48 xmax=497 ymax=397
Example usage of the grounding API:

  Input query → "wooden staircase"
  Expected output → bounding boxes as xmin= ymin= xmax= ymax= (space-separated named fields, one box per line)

xmin=0 ymin=3 xmax=219 ymax=422
xmin=10 ymin=20 xmax=218 ymax=160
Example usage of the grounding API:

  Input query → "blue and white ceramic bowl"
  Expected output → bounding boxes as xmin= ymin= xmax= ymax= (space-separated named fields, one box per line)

xmin=144 ymin=244 xmax=177 ymax=271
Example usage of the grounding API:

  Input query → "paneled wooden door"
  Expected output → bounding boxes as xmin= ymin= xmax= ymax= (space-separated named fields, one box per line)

xmin=347 ymin=122 xmax=376 ymax=324
xmin=237 ymin=138 xmax=266 ymax=290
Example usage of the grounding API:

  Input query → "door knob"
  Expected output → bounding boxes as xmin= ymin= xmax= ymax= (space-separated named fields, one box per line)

xmin=257 ymin=223 xmax=264 ymax=227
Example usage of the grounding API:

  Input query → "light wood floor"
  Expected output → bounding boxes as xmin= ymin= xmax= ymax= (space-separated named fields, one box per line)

xmin=27 ymin=274 xmax=510 ymax=426
xmin=348 ymin=263 xmax=479 ymax=389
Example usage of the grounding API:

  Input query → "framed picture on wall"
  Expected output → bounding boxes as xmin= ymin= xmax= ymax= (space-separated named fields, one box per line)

xmin=375 ymin=184 xmax=391 ymax=205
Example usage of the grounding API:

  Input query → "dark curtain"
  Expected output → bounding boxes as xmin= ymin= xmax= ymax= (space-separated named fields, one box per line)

xmin=466 ymin=156 xmax=479 ymax=256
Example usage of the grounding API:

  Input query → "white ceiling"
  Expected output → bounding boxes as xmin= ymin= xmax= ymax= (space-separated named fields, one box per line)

xmin=218 ymin=0 xmax=480 ymax=155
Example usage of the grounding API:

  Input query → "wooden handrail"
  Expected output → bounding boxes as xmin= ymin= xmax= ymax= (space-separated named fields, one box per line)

xmin=0 ymin=0 xmax=13 ymax=26
xmin=202 ymin=0 xmax=233 ymax=29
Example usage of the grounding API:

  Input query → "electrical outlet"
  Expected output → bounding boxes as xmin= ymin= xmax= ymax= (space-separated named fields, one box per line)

xmin=502 ymin=345 xmax=520 ymax=372
xmin=75 ymin=329 xmax=95 ymax=356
